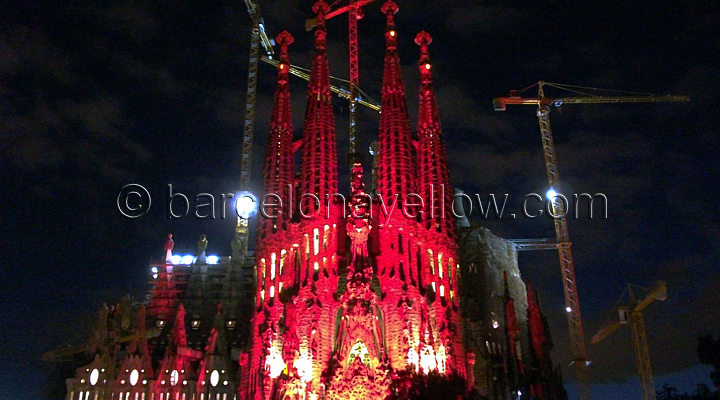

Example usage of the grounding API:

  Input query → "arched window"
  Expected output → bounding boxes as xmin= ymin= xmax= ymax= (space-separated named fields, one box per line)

xmin=279 ymin=249 xmax=287 ymax=275
xmin=348 ymin=340 xmax=371 ymax=367
xmin=209 ymin=370 xmax=220 ymax=387
xmin=313 ymin=228 xmax=320 ymax=255
xmin=323 ymin=225 xmax=330 ymax=250
xmin=438 ymin=253 xmax=443 ymax=278
xmin=427 ymin=249 xmax=434 ymax=275
xmin=270 ymin=253 xmax=276 ymax=280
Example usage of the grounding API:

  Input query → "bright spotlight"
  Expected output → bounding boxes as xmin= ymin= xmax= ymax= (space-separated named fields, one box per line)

xmin=170 ymin=255 xmax=182 ymax=265
xmin=565 ymin=306 xmax=572 ymax=313
xmin=234 ymin=191 xmax=258 ymax=219
xmin=206 ymin=255 xmax=219 ymax=265
xmin=181 ymin=255 xmax=195 ymax=264
xmin=546 ymin=188 xmax=558 ymax=201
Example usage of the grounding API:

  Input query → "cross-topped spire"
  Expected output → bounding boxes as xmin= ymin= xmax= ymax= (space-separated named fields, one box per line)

xmin=415 ymin=31 xmax=455 ymax=240
xmin=376 ymin=0 xmax=415 ymax=224
xmin=298 ymin=0 xmax=338 ymax=223
xmin=259 ymin=31 xmax=295 ymax=242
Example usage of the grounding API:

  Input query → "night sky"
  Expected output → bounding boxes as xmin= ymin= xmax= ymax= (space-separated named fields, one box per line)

xmin=1 ymin=1 xmax=719 ymax=399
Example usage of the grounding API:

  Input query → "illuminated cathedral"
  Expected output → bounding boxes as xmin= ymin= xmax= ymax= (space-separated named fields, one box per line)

xmin=60 ymin=2 xmax=565 ymax=399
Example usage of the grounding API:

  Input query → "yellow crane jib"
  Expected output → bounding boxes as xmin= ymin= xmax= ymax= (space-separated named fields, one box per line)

xmin=592 ymin=281 xmax=667 ymax=400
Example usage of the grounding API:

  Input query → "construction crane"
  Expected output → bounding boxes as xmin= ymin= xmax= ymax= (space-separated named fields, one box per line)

xmin=494 ymin=81 xmax=689 ymax=400
xmin=592 ymin=281 xmax=668 ymax=400
xmin=260 ymin=56 xmax=379 ymax=112
xmin=235 ymin=1 xmax=380 ymax=258
xmin=233 ymin=0 xmax=273 ymax=257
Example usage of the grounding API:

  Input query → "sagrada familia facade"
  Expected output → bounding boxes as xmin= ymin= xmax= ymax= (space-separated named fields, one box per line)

xmin=59 ymin=2 xmax=566 ymax=399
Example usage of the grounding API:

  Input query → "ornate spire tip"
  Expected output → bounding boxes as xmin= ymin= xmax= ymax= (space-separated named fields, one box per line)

xmin=276 ymin=30 xmax=294 ymax=47
xmin=312 ymin=0 xmax=329 ymax=20
xmin=381 ymin=0 xmax=399 ymax=15
xmin=414 ymin=31 xmax=432 ymax=47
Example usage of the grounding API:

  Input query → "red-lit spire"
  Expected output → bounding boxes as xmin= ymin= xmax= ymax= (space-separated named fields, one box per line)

xmin=152 ymin=304 xmax=193 ymax=398
xmin=413 ymin=32 xmax=465 ymax=377
xmin=172 ymin=303 xmax=188 ymax=349
xmin=527 ymin=282 xmax=548 ymax=399
xmin=298 ymin=0 xmax=338 ymax=219
xmin=259 ymin=31 xmax=295 ymax=241
xmin=415 ymin=31 xmax=455 ymax=240
xmin=377 ymin=0 xmax=414 ymax=216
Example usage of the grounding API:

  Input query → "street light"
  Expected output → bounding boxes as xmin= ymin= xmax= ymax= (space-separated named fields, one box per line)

xmin=234 ymin=191 xmax=258 ymax=219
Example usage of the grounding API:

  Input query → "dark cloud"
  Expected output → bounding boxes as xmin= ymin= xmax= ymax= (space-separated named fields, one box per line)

xmin=445 ymin=5 xmax=529 ymax=35
xmin=100 ymin=2 xmax=159 ymax=42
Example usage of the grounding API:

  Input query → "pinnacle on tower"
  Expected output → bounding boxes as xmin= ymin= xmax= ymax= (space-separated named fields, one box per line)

xmin=527 ymin=283 xmax=548 ymax=365
xmin=133 ymin=305 xmax=154 ymax=376
xmin=415 ymin=31 xmax=456 ymax=240
xmin=504 ymin=271 xmax=521 ymax=388
xmin=151 ymin=303 xmax=193 ymax=398
xmin=376 ymin=0 xmax=415 ymax=221
xmin=259 ymin=31 xmax=295 ymax=242
xmin=298 ymin=0 xmax=339 ymax=222
xmin=172 ymin=303 xmax=188 ymax=349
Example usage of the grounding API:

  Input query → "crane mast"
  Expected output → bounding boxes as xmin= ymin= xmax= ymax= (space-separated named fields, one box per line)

xmin=348 ymin=0 xmax=359 ymax=155
xmin=494 ymin=81 xmax=688 ymax=400
xmin=536 ymin=82 xmax=592 ymax=400
xmin=629 ymin=306 xmax=654 ymax=400
xmin=236 ymin=0 xmax=278 ymax=257
xmin=592 ymin=281 xmax=667 ymax=400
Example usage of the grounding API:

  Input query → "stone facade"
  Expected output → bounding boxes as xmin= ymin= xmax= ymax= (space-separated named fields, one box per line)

xmin=459 ymin=226 xmax=566 ymax=400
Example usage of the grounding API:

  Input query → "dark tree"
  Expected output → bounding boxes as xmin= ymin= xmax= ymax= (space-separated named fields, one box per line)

xmin=698 ymin=335 xmax=720 ymax=389
xmin=657 ymin=384 xmax=690 ymax=400
xmin=656 ymin=383 xmax=717 ymax=400
xmin=693 ymin=383 xmax=713 ymax=400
